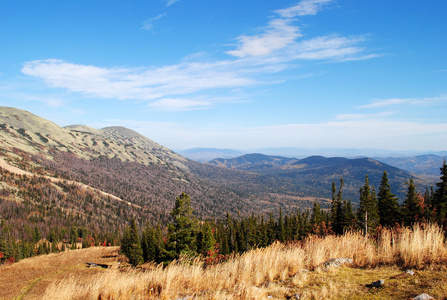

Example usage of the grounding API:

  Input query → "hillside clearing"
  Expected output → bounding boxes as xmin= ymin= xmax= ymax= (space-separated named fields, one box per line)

xmin=0 ymin=247 xmax=120 ymax=300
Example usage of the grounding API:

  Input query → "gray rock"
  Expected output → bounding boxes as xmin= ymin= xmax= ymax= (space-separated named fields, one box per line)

xmin=322 ymin=257 xmax=353 ymax=268
xmin=406 ymin=269 xmax=415 ymax=275
xmin=370 ymin=279 xmax=384 ymax=288
xmin=413 ymin=293 xmax=434 ymax=300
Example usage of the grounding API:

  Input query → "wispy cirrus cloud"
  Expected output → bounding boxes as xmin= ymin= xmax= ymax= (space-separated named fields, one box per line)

xmin=21 ymin=59 xmax=256 ymax=101
xmin=361 ymin=95 xmax=447 ymax=108
xmin=226 ymin=18 xmax=302 ymax=58
xmin=226 ymin=0 xmax=372 ymax=62
xmin=141 ymin=13 xmax=166 ymax=31
xmin=335 ymin=111 xmax=394 ymax=120
xmin=149 ymin=98 xmax=212 ymax=111
xmin=275 ymin=0 xmax=334 ymax=18
xmin=165 ymin=0 xmax=180 ymax=7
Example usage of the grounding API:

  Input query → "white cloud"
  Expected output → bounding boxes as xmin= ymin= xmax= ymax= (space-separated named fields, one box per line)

xmin=275 ymin=0 xmax=334 ymax=18
xmin=141 ymin=13 xmax=166 ymax=31
xmin=361 ymin=95 xmax=447 ymax=108
xmin=227 ymin=0 xmax=373 ymax=61
xmin=166 ymin=0 xmax=179 ymax=7
xmin=226 ymin=19 xmax=301 ymax=58
xmin=288 ymin=35 xmax=373 ymax=61
xmin=21 ymin=59 xmax=256 ymax=102
xmin=335 ymin=111 xmax=394 ymax=120
xmin=149 ymin=98 xmax=212 ymax=111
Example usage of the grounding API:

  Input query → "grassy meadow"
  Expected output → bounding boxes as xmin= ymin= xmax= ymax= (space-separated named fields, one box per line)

xmin=34 ymin=223 xmax=447 ymax=300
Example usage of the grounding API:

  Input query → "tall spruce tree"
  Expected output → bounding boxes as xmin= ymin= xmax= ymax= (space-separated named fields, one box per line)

xmin=378 ymin=171 xmax=400 ymax=227
xmin=166 ymin=192 xmax=197 ymax=259
xmin=121 ymin=218 xmax=143 ymax=266
xmin=332 ymin=177 xmax=346 ymax=235
xmin=402 ymin=178 xmax=420 ymax=226
xmin=434 ymin=159 xmax=447 ymax=225
xmin=197 ymin=223 xmax=215 ymax=254
xmin=357 ymin=175 xmax=379 ymax=233
xmin=311 ymin=202 xmax=323 ymax=235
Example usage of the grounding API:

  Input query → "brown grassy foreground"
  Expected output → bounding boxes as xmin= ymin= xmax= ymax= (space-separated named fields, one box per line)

xmin=3 ymin=224 xmax=447 ymax=299
xmin=0 ymin=246 xmax=121 ymax=300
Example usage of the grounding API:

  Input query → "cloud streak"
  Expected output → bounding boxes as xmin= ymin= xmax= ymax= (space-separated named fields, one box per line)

xmin=141 ymin=13 xmax=166 ymax=31
xmin=275 ymin=0 xmax=334 ymax=18
xmin=361 ymin=95 xmax=447 ymax=108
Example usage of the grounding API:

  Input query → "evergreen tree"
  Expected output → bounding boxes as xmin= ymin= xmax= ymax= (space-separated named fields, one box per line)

xmin=344 ymin=199 xmax=356 ymax=229
xmin=402 ymin=178 xmax=420 ymax=226
xmin=357 ymin=175 xmax=379 ymax=233
xmin=276 ymin=208 xmax=285 ymax=243
xmin=166 ymin=193 xmax=197 ymax=259
xmin=198 ymin=223 xmax=215 ymax=254
xmin=332 ymin=177 xmax=346 ymax=235
xmin=127 ymin=218 xmax=144 ymax=266
xmin=266 ymin=213 xmax=276 ymax=244
xmin=32 ymin=226 xmax=41 ymax=243
xmin=433 ymin=159 xmax=447 ymax=225
xmin=310 ymin=202 xmax=323 ymax=234
xmin=378 ymin=171 xmax=400 ymax=227
xmin=423 ymin=187 xmax=435 ymax=221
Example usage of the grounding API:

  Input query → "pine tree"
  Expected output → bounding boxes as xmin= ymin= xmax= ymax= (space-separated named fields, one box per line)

xmin=344 ymin=199 xmax=356 ymax=229
xmin=357 ymin=175 xmax=379 ymax=233
xmin=310 ymin=202 xmax=323 ymax=234
xmin=433 ymin=159 xmax=447 ymax=225
xmin=32 ymin=226 xmax=41 ymax=243
xmin=276 ymin=207 xmax=285 ymax=243
xmin=166 ymin=193 xmax=197 ymax=259
xmin=402 ymin=178 xmax=420 ymax=226
xmin=126 ymin=218 xmax=144 ymax=266
xmin=378 ymin=171 xmax=400 ymax=227
xmin=198 ymin=223 xmax=215 ymax=254
xmin=332 ymin=177 xmax=346 ymax=235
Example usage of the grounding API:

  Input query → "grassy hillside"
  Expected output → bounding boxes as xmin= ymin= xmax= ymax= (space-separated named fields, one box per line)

xmin=2 ymin=224 xmax=445 ymax=299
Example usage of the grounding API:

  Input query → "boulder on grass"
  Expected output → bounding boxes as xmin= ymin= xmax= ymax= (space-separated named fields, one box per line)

xmin=322 ymin=257 xmax=353 ymax=268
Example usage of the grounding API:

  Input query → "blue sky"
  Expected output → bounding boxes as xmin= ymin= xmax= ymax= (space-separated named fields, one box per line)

xmin=1 ymin=0 xmax=447 ymax=151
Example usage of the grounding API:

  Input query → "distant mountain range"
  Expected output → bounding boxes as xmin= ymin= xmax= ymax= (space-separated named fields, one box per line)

xmin=207 ymin=153 xmax=434 ymax=202
xmin=178 ymin=148 xmax=245 ymax=163
xmin=181 ymin=147 xmax=446 ymax=177
xmin=0 ymin=106 xmax=442 ymax=230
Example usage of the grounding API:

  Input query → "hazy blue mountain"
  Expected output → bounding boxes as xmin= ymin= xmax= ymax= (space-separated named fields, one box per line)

xmin=374 ymin=154 xmax=446 ymax=177
xmin=179 ymin=147 xmax=245 ymax=162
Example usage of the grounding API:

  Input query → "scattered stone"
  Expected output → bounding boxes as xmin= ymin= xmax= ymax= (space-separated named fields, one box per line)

xmin=293 ymin=293 xmax=301 ymax=299
xmin=322 ymin=257 xmax=353 ymax=268
xmin=406 ymin=269 xmax=415 ymax=275
xmin=86 ymin=262 xmax=98 ymax=268
xmin=413 ymin=293 xmax=434 ymax=300
xmin=367 ymin=279 xmax=384 ymax=288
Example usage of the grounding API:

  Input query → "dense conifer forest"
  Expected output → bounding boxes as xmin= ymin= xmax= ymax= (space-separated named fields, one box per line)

xmin=120 ymin=160 xmax=447 ymax=266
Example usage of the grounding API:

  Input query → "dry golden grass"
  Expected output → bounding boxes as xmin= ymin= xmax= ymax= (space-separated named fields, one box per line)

xmin=0 ymin=246 xmax=120 ymax=300
xmin=37 ymin=223 xmax=447 ymax=300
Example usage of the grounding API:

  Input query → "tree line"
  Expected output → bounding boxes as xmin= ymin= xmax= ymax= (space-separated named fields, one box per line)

xmin=121 ymin=160 xmax=447 ymax=266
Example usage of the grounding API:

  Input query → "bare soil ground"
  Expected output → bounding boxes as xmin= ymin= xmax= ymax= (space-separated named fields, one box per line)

xmin=0 ymin=246 xmax=120 ymax=300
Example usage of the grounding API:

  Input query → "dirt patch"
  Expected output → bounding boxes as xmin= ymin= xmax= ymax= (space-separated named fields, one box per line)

xmin=0 ymin=246 xmax=120 ymax=300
